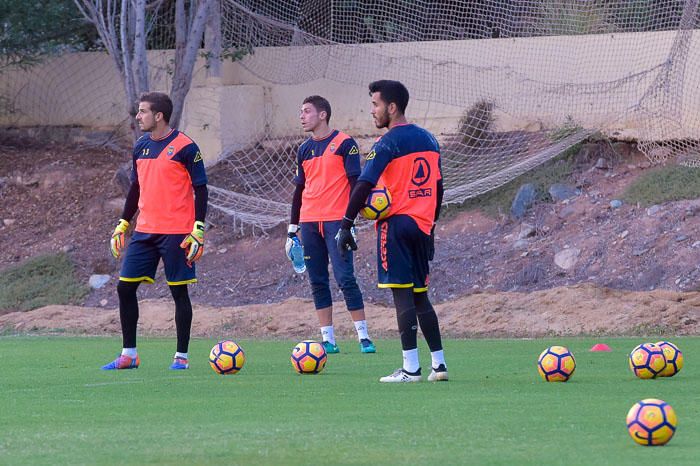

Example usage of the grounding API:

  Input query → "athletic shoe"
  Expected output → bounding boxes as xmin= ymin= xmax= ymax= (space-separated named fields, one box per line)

xmin=101 ymin=354 xmax=140 ymax=370
xmin=322 ymin=341 xmax=340 ymax=354
xmin=379 ymin=368 xmax=422 ymax=383
xmin=170 ymin=357 xmax=189 ymax=370
xmin=360 ymin=338 xmax=376 ymax=353
xmin=428 ymin=364 xmax=449 ymax=382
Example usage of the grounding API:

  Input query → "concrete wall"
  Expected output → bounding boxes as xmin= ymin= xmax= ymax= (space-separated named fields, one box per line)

xmin=217 ymin=29 xmax=699 ymax=140
xmin=2 ymin=30 xmax=699 ymax=165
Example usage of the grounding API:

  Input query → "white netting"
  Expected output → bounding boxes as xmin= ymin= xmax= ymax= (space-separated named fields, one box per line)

xmin=3 ymin=1 xmax=700 ymax=230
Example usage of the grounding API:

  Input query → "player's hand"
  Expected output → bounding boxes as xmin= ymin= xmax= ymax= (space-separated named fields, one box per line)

xmin=110 ymin=219 xmax=130 ymax=259
xmin=285 ymin=224 xmax=299 ymax=260
xmin=350 ymin=226 xmax=358 ymax=244
xmin=335 ymin=227 xmax=357 ymax=259
xmin=180 ymin=221 xmax=205 ymax=265
xmin=428 ymin=224 xmax=436 ymax=261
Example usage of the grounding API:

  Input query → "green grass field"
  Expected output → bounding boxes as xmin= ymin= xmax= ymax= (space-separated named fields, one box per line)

xmin=0 ymin=337 xmax=697 ymax=465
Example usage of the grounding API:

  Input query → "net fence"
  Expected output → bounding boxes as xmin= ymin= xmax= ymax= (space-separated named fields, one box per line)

xmin=208 ymin=0 xmax=700 ymax=228
xmin=2 ymin=0 xmax=700 ymax=230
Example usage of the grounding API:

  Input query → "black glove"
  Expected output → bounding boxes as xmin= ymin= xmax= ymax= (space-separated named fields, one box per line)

xmin=335 ymin=227 xmax=358 ymax=259
xmin=428 ymin=224 xmax=436 ymax=261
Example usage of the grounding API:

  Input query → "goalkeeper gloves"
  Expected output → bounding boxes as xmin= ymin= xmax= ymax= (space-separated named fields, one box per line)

xmin=335 ymin=226 xmax=358 ymax=259
xmin=285 ymin=224 xmax=299 ymax=260
xmin=180 ymin=221 xmax=205 ymax=265
xmin=110 ymin=219 xmax=130 ymax=259
xmin=428 ymin=224 xmax=436 ymax=261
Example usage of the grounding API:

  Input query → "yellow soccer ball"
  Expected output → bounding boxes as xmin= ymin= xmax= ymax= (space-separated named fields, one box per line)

xmin=360 ymin=186 xmax=392 ymax=220
xmin=655 ymin=341 xmax=684 ymax=377
xmin=537 ymin=345 xmax=576 ymax=382
xmin=209 ymin=340 xmax=246 ymax=375
xmin=629 ymin=343 xmax=666 ymax=379
xmin=626 ymin=399 xmax=677 ymax=446
xmin=290 ymin=340 xmax=327 ymax=374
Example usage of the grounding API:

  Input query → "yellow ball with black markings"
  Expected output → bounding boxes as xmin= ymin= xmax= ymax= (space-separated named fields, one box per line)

xmin=209 ymin=340 xmax=245 ymax=375
xmin=291 ymin=340 xmax=327 ymax=374
xmin=537 ymin=345 xmax=576 ymax=382
xmin=360 ymin=186 xmax=392 ymax=220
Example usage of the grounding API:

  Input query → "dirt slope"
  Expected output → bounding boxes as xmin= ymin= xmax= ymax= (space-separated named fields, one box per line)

xmin=2 ymin=135 xmax=700 ymax=337
xmin=3 ymin=284 xmax=698 ymax=338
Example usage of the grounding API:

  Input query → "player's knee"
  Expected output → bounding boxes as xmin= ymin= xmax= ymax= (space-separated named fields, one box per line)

xmin=310 ymin=282 xmax=329 ymax=296
xmin=414 ymin=292 xmax=434 ymax=315
xmin=310 ymin=283 xmax=331 ymax=307
xmin=169 ymin=285 xmax=191 ymax=305
xmin=117 ymin=280 xmax=139 ymax=298
xmin=398 ymin=319 xmax=418 ymax=335
xmin=337 ymin=277 xmax=359 ymax=294
xmin=341 ymin=287 xmax=363 ymax=310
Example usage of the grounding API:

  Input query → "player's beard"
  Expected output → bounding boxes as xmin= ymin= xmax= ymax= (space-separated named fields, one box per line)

xmin=139 ymin=120 xmax=156 ymax=132
xmin=374 ymin=111 xmax=389 ymax=129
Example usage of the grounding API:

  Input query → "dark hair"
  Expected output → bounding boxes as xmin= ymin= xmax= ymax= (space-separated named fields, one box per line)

xmin=369 ymin=80 xmax=409 ymax=114
xmin=302 ymin=95 xmax=332 ymax=123
xmin=139 ymin=92 xmax=173 ymax=123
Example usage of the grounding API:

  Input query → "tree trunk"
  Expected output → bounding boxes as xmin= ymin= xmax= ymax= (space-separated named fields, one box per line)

xmin=205 ymin=0 xmax=222 ymax=79
xmin=133 ymin=0 xmax=149 ymax=94
xmin=74 ymin=0 xmax=141 ymax=140
xmin=120 ymin=0 xmax=134 ymax=107
xmin=170 ymin=0 xmax=212 ymax=129
xmin=75 ymin=0 xmax=211 ymax=136
xmin=174 ymin=0 xmax=188 ymax=84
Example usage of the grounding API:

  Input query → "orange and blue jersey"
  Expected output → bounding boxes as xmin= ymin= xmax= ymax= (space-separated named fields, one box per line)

xmin=294 ymin=130 xmax=361 ymax=222
xmin=131 ymin=129 xmax=207 ymax=234
xmin=358 ymin=124 xmax=442 ymax=235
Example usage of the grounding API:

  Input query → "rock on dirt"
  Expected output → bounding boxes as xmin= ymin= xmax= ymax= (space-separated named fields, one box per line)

xmin=511 ymin=183 xmax=537 ymax=219
xmin=554 ymin=248 xmax=581 ymax=270
xmin=89 ymin=274 xmax=111 ymax=289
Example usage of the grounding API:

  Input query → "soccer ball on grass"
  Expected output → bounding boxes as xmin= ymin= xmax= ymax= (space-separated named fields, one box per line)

xmin=654 ymin=341 xmax=683 ymax=377
xmin=626 ymin=399 xmax=677 ymax=446
xmin=209 ymin=340 xmax=246 ymax=375
xmin=537 ymin=346 xmax=576 ymax=382
xmin=628 ymin=343 xmax=666 ymax=379
xmin=291 ymin=340 xmax=327 ymax=374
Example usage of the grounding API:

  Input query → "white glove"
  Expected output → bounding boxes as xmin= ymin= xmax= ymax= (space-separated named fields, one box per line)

xmin=285 ymin=224 xmax=299 ymax=260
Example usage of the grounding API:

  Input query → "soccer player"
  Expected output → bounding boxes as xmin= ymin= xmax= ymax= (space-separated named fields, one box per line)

xmin=286 ymin=95 xmax=376 ymax=354
xmin=336 ymin=80 xmax=447 ymax=382
xmin=102 ymin=92 xmax=208 ymax=371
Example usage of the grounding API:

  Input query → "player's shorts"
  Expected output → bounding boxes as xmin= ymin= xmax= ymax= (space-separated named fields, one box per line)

xmin=376 ymin=214 xmax=431 ymax=293
xmin=119 ymin=232 xmax=196 ymax=285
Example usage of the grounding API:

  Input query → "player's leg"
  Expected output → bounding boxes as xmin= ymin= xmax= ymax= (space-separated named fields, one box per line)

xmin=301 ymin=222 xmax=338 ymax=353
xmin=412 ymin=225 xmax=448 ymax=381
xmin=415 ymin=292 xmax=448 ymax=381
xmin=377 ymin=216 xmax=421 ymax=382
xmin=102 ymin=232 xmax=158 ymax=370
xmin=324 ymin=220 xmax=375 ymax=353
xmin=169 ymin=284 xmax=192 ymax=369
xmin=160 ymin=233 xmax=197 ymax=369
xmin=118 ymin=280 xmax=140 ymax=350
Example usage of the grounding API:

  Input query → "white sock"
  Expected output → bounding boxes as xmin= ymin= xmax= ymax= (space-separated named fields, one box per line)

xmin=402 ymin=348 xmax=420 ymax=373
xmin=431 ymin=350 xmax=446 ymax=369
xmin=321 ymin=325 xmax=335 ymax=345
xmin=175 ymin=352 xmax=188 ymax=360
xmin=353 ymin=320 xmax=369 ymax=340
xmin=121 ymin=348 xmax=137 ymax=358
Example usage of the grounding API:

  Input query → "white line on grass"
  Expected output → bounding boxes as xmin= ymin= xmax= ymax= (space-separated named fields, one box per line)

xmin=84 ymin=380 xmax=144 ymax=387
